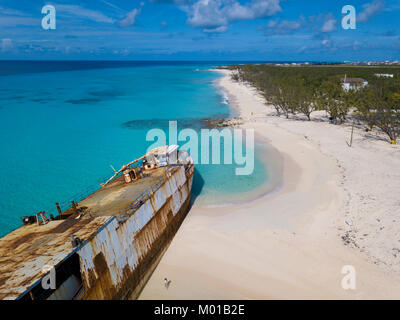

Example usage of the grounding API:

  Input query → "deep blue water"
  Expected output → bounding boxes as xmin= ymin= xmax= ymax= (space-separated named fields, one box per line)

xmin=0 ymin=61 xmax=268 ymax=236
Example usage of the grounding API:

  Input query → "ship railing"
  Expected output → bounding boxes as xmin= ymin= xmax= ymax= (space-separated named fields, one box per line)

xmin=44 ymin=175 xmax=110 ymax=217
xmin=39 ymin=163 xmax=188 ymax=221
xmin=116 ymin=176 xmax=164 ymax=223
xmin=116 ymin=166 xmax=181 ymax=223
xmin=57 ymin=185 xmax=99 ymax=211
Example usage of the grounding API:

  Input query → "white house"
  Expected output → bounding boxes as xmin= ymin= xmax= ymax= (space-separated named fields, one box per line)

xmin=375 ymin=73 xmax=394 ymax=78
xmin=341 ymin=76 xmax=368 ymax=91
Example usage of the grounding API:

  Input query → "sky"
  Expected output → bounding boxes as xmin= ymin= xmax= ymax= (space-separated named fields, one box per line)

xmin=0 ymin=0 xmax=399 ymax=61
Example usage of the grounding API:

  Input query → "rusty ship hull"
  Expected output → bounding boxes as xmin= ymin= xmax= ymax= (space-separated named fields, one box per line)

xmin=0 ymin=146 xmax=194 ymax=300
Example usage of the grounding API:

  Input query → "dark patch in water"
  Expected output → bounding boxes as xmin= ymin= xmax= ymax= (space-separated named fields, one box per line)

xmin=65 ymin=89 xmax=121 ymax=104
xmin=31 ymin=98 xmax=49 ymax=103
xmin=65 ymin=98 xmax=101 ymax=105
xmin=88 ymin=89 xmax=123 ymax=98
xmin=9 ymin=96 xmax=26 ymax=100
xmin=122 ymin=116 xmax=229 ymax=131
xmin=0 ymin=95 xmax=26 ymax=102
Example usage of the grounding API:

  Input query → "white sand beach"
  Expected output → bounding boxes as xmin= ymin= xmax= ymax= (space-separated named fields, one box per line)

xmin=138 ymin=69 xmax=400 ymax=300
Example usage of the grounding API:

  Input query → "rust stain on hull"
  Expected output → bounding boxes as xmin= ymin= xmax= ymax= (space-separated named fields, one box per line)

xmin=79 ymin=165 xmax=194 ymax=300
xmin=0 ymin=146 xmax=194 ymax=301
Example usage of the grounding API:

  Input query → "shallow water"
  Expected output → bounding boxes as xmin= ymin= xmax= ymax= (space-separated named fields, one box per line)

xmin=0 ymin=61 xmax=270 ymax=236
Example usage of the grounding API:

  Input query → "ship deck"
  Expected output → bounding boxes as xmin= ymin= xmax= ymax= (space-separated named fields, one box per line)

xmin=79 ymin=167 xmax=166 ymax=216
xmin=0 ymin=167 xmax=169 ymax=300
xmin=0 ymin=215 xmax=112 ymax=300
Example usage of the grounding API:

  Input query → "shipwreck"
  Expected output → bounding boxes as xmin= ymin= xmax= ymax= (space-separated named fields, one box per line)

xmin=0 ymin=145 xmax=194 ymax=300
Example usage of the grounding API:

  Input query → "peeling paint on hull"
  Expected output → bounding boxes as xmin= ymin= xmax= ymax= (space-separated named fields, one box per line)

xmin=0 ymin=145 xmax=194 ymax=300
xmin=78 ymin=165 xmax=194 ymax=300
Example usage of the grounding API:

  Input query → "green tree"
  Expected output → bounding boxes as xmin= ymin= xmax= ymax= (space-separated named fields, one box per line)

xmin=288 ymin=77 xmax=315 ymax=120
xmin=357 ymin=79 xmax=400 ymax=143
xmin=316 ymin=79 xmax=350 ymax=124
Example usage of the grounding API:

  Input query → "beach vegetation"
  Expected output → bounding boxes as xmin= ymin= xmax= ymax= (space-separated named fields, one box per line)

xmin=316 ymin=79 xmax=352 ymax=124
xmin=230 ymin=64 xmax=400 ymax=143
xmin=356 ymin=78 xmax=400 ymax=142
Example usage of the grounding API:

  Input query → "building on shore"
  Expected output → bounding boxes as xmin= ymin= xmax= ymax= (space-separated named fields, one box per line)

xmin=341 ymin=76 xmax=368 ymax=91
xmin=375 ymin=73 xmax=394 ymax=78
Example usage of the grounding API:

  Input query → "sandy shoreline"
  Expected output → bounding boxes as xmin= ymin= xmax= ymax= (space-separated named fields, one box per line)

xmin=139 ymin=69 xmax=400 ymax=299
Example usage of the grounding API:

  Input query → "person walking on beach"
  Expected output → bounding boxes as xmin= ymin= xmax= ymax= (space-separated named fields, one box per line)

xmin=164 ymin=278 xmax=171 ymax=290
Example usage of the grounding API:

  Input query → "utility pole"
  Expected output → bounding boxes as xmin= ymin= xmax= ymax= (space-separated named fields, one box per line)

xmin=349 ymin=120 xmax=355 ymax=147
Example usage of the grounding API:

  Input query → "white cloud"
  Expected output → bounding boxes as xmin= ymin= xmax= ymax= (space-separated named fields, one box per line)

xmin=225 ymin=2 xmax=255 ymax=21
xmin=225 ymin=0 xmax=281 ymax=21
xmin=203 ymin=25 xmax=228 ymax=33
xmin=264 ymin=14 xmax=337 ymax=36
xmin=1 ymin=38 xmax=13 ymax=52
xmin=265 ymin=17 xmax=304 ymax=35
xmin=358 ymin=0 xmax=385 ymax=22
xmin=298 ymin=45 xmax=307 ymax=53
xmin=321 ymin=18 xmax=337 ymax=32
xmin=117 ymin=8 xmax=141 ymax=27
xmin=188 ymin=0 xmax=227 ymax=28
xmin=99 ymin=0 xmax=125 ymax=13
xmin=0 ymin=16 xmax=38 ymax=27
xmin=0 ymin=6 xmax=28 ymax=16
xmin=187 ymin=0 xmax=282 ymax=31
xmin=0 ymin=5 xmax=37 ymax=26
xmin=247 ymin=0 xmax=282 ymax=19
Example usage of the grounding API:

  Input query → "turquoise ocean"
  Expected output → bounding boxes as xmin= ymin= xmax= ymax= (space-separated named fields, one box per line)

xmin=0 ymin=61 xmax=269 ymax=237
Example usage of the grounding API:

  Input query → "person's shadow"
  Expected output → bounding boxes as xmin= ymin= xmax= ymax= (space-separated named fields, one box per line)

xmin=189 ymin=169 xmax=204 ymax=208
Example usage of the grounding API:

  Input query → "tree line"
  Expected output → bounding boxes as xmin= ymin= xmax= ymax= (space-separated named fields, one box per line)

xmin=228 ymin=65 xmax=400 ymax=144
